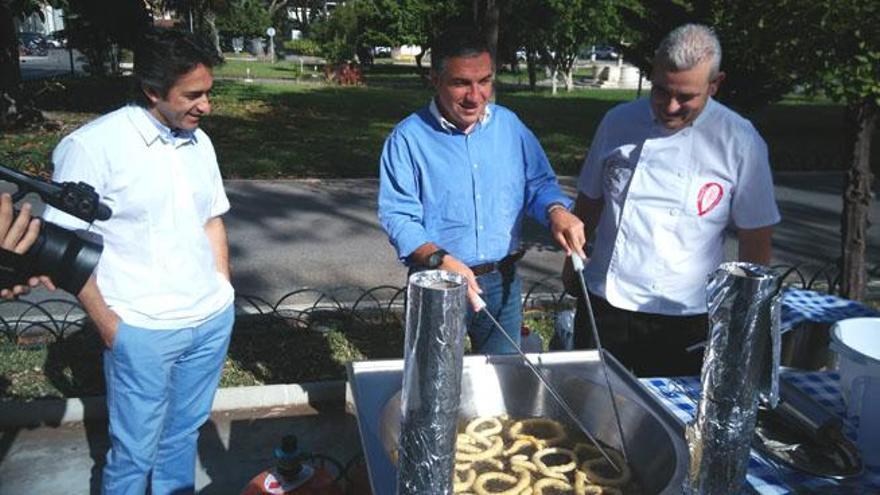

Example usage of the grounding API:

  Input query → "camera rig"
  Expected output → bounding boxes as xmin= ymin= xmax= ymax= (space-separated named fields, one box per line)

xmin=0 ymin=164 xmax=112 ymax=294
xmin=0 ymin=165 xmax=111 ymax=223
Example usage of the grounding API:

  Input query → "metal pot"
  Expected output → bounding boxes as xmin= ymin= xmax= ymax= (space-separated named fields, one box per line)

xmin=348 ymin=351 xmax=688 ymax=495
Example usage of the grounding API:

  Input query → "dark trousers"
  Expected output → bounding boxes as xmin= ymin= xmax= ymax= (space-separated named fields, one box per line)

xmin=573 ymin=292 xmax=708 ymax=377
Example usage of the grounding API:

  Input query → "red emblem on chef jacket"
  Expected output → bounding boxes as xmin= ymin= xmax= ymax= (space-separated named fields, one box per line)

xmin=697 ymin=182 xmax=723 ymax=216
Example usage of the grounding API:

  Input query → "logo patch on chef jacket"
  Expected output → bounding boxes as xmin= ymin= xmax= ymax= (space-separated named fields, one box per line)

xmin=697 ymin=182 xmax=723 ymax=216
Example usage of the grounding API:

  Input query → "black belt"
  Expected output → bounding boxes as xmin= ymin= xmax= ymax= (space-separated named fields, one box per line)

xmin=469 ymin=251 xmax=524 ymax=276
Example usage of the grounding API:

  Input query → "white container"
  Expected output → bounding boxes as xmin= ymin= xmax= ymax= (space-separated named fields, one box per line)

xmin=830 ymin=317 xmax=880 ymax=467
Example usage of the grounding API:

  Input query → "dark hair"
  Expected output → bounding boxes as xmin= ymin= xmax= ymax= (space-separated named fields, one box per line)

xmin=430 ymin=27 xmax=494 ymax=75
xmin=133 ymin=28 xmax=223 ymax=107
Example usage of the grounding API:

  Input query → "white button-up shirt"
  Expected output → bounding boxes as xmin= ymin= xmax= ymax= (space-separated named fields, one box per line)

xmin=44 ymin=105 xmax=234 ymax=329
xmin=578 ymin=97 xmax=780 ymax=315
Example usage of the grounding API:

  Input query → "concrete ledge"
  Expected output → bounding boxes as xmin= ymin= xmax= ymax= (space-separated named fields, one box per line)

xmin=212 ymin=380 xmax=346 ymax=411
xmin=0 ymin=380 xmax=346 ymax=428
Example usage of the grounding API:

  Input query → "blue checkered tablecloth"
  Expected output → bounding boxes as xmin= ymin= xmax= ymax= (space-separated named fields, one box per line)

xmin=642 ymin=371 xmax=880 ymax=494
xmin=781 ymin=288 xmax=879 ymax=331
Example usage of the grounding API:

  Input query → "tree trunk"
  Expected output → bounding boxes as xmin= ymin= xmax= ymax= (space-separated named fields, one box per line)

xmin=0 ymin=3 xmax=19 ymax=91
xmin=201 ymin=8 xmax=222 ymax=58
xmin=268 ymin=0 xmax=288 ymax=18
xmin=840 ymin=99 xmax=877 ymax=300
xmin=0 ymin=4 xmax=43 ymax=130
xmin=526 ymin=49 xmax=537 ymax=91
xmin=551 ymin=66 xmax=558 ymax=95
xmin=473 ymin=0 xmax=499 ymax=58
xmin=415 ymin=46 xmax=425 ymax=72
xmin=565 ymin=66 xmax=573 ymax=92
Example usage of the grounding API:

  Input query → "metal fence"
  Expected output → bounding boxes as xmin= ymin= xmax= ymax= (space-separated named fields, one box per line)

xmin=0 ymin=261 xmax=874 ymax=345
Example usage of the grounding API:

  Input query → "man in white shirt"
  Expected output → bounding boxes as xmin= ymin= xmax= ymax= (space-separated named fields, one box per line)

xmin=565 ymin=24 xmax=780 ymax=377
xmin=43 ymin=29 xmax=234 ymax=494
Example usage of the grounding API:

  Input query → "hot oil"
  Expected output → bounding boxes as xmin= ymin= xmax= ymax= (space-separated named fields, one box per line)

xmin=454 ymin=415 xmax=645 ymax=495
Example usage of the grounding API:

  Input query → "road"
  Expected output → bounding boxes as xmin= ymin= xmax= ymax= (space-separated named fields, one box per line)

xmin=19 ymin=49 xmax=87 ymax=80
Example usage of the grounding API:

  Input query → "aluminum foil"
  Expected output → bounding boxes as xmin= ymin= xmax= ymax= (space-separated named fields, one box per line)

xmin=396 ymin=270 xmax=468 ymax=495
xmin=684 ymin=262 xmax=782 ymax=495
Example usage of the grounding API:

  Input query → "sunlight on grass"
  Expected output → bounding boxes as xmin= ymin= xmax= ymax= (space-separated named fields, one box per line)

xmin=1 ymin=74 xmax=876 ymax=179
xmin=214 ymin=59 xmax=323 ymax=80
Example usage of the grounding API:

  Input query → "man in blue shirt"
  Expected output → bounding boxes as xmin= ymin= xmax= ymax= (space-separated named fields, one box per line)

xmin=378 ymin=28 xmax=585 ymax=354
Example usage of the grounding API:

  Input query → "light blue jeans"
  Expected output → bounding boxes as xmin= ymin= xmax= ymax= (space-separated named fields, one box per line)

xmin=101 ymin=304 xmax=234 ymax=495
xmin=467 ymin=268 xmax=522 ymax=354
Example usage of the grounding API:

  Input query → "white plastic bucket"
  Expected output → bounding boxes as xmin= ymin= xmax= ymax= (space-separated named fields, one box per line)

xmin=830 ymin=317 xmax=880 ymax=467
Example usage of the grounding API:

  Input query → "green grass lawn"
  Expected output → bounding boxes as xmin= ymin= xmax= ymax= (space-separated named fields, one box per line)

xmin=0 ymin=313 xmax=406 ymax=400
xmin=2 ymin=69 xmax=877 ymax=180
xmin=213 ymin=58 xmax=324 ymax=81
xmin=0 ymin=309 xmax=565 ymax=401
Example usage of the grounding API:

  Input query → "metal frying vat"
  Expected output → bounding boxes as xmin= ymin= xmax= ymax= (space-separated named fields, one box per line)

xmin=347 ymin=350 xmax=689 ymax=494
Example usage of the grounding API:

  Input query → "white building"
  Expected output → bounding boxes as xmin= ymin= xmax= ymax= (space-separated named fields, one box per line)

xmin=18 ymin=5 xmax=64 ymax=35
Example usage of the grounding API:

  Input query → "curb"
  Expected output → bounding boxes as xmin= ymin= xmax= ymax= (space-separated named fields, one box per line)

xmin=0 ymin=380 xmax=347 ymax=428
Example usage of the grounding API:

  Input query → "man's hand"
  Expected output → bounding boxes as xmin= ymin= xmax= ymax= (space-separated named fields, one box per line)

xmin=409 ymin=242 xmax=484 ymax=311
xmin=559 ymin=193 xmax=603 ymax=297
xmin=93 ymin=312 xmax=120 ymax=349
xmin=549 ymin=208 xmax=587 ymax=260
xmin=204 ymin=216 xmax=231 ymax=281
xmin=0 ymin=193 xmax=56 ymax=299
xmin=438 ymin=254 xmax=484 ymax=311
xmin=77 ymin=275 xmax=120 ymax=348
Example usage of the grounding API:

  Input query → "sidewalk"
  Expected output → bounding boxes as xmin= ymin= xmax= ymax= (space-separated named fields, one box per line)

xmin=0 ymin=399 xmax=362 ymax=494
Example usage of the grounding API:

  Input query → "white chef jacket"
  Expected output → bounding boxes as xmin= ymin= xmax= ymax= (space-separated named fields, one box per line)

xmin=578 ymin=97 xmax=780 ymax=315
xmin=43 ymin=105 xmax=234 ymax=329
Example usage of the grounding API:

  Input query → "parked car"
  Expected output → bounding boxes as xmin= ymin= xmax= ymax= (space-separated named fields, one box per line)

xmin=587 ymin=44 xmax=619 ymax=61
xmin=19 ymin=32 xmax=50 ymax=56
xmin=45 ymin=31 xmax=66 ymax=48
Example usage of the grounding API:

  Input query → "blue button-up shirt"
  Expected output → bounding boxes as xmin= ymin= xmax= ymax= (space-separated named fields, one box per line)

xmin=378 ymin=101 xmax=572 ymax=266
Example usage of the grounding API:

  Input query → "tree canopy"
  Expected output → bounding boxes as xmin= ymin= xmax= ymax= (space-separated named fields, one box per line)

xmin=216 ymin=0 xmax=272 ymax=38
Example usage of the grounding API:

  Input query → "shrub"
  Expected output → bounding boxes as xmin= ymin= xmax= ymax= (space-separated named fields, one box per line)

xmin=282 ymin=39 xmax=321 ymax=56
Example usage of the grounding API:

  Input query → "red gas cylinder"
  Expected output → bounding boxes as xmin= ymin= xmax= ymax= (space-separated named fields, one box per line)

xmin=241 ymin=435 xmax=344 ymax=495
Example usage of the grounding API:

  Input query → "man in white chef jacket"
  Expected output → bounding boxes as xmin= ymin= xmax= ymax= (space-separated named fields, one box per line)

xmin=565 ymin=23 xmax=780 ymax=377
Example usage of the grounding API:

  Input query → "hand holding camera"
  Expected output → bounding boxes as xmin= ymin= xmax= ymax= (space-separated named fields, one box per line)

xmin=0 ymin=164 xmax=111 ymax=296
xmin=0 ymin=194 xmax=54 ymax=298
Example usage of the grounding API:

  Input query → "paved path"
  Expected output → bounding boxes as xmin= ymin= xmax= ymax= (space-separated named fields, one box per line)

xmin=220 ymin=172 xmax=880 ymax=302
xmin=9 ymin=171 xmax=880 ymax=308
xmin=0 ymin=402 xmax=362 ymax=494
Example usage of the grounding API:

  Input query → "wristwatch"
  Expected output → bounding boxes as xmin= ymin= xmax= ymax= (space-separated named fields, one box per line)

xmin=425 ymin=249 xmax=448 ymax=269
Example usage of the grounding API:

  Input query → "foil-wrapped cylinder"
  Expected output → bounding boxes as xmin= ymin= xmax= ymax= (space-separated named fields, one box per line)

xmin=397 ymin=270 xmax=468 ymax=495
xmin=685 ymin=262 xmax=782 ymax=495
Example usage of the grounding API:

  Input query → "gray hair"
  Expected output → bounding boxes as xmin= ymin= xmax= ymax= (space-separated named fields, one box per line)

xmin=654 ymin=24 xmax=722 ymax=79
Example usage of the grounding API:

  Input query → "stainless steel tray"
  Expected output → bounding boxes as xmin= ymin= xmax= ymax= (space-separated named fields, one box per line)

xmin=346 ymin=350 xmax=689 ymax=494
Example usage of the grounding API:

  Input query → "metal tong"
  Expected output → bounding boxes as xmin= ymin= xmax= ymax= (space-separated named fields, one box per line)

xmin=472 ymin=253 xmax=628 ymax=472
xmin=570 ymin=253 xmax=630 ymax=466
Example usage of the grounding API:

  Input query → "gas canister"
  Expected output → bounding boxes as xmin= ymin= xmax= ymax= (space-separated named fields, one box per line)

xmin=241 ymin=435 xmax=344 ymax=495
